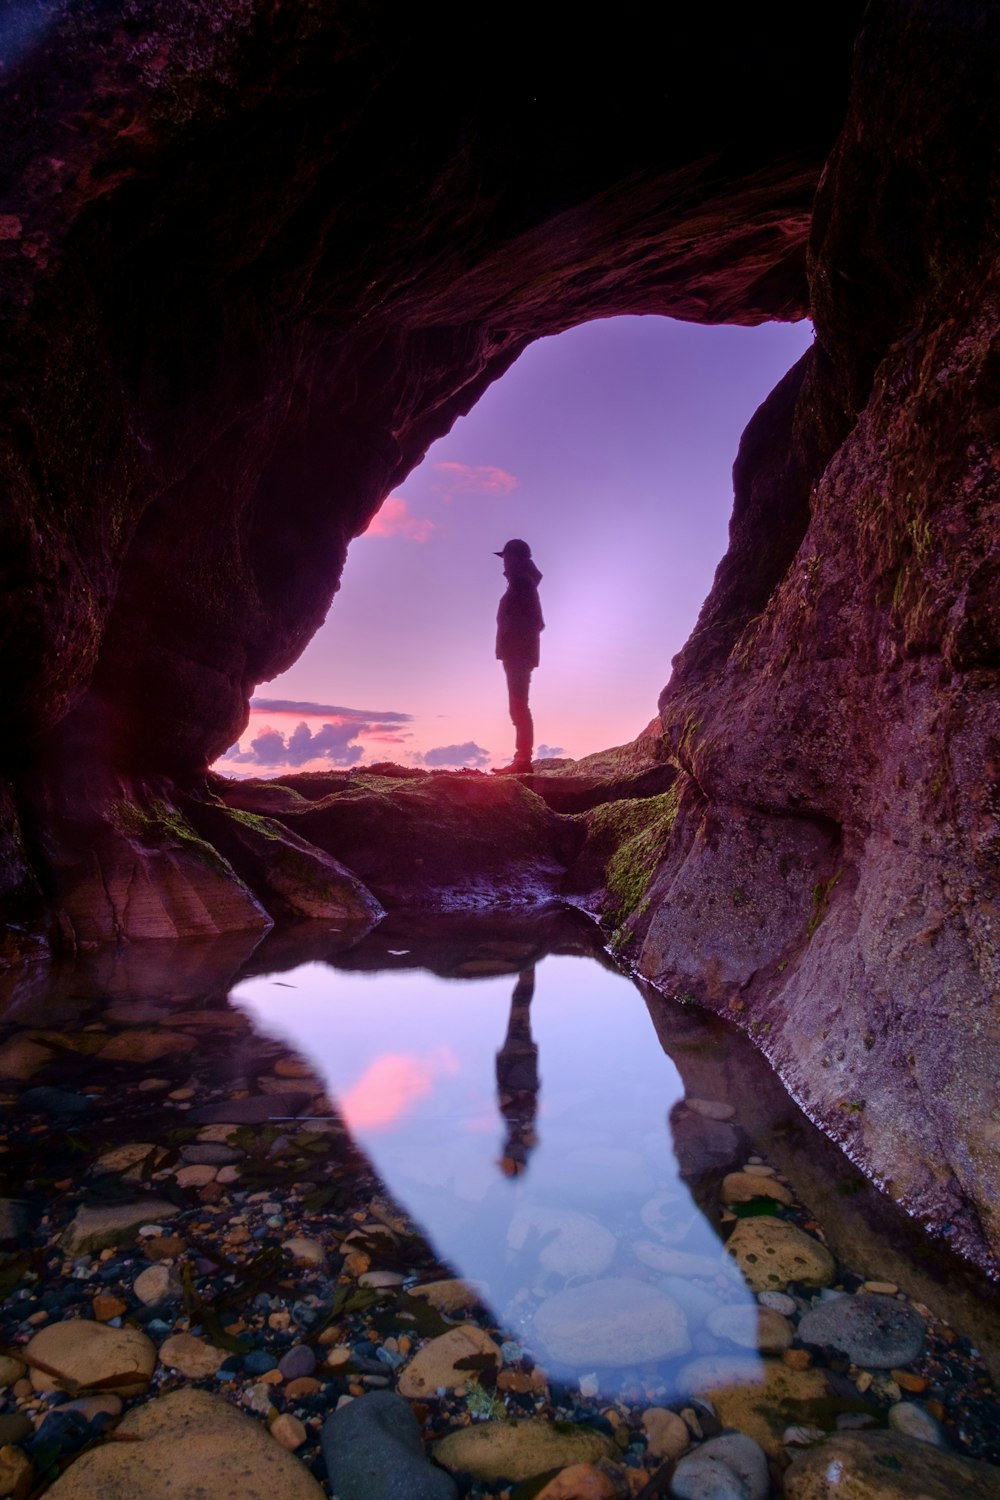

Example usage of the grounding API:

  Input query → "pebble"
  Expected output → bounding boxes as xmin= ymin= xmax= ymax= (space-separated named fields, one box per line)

xmin=133 ymin=1264 xmax=181 ymax=1305
xmin=0 ymin=1355 xmax=25 ymax=1388
xmin=797 ymin=1292 xmax=926 ymax=1368
xmin=397 ymin=1324 xmax=501 ymax=1398
xmin=720 ymin=1171 xmax=794 ymax=1205
xmin=535 ymin=1462 xmax=621 ymax=1499
xmin=409 ymin=1279 xmax=486 ymax=1313
xmin=270 ymin=1412 xmax=307 ymax=1451
xmin=91 ymin=1294 xmax=128 ymax=1322
xmin=158 ymin=1333 xmax=227 ymax=1378
xmin=641 ymin=1406 xmax=690 ymax=1460
xmin=174 ymin=1163 xmax=218 ymax=1188
xmin=507 ymin=1204 xmax=617 ymax=1278
xmin=25 ymin=1319 xmax=156 ymax=1397
xmin=707 ymin=1303 xmax=793 ymax=1353
xmin=278 ymin=1344 xmax=316 ymax=1380
xmin=758 ymin=1291 xmax=798 ymax=1316
xmin=533 ymin=1278 xmax=690 ymax=1368
xmin=888 ymin=1400 xmax=948 ymax=1447
xmin=685 ymin=1098 xmax=736 ymax=1120
xmin=672 ymin=1433 xmax=770 ymax=1500
xmin=61 ymin=1200 xmax=180 ymax=1255
xmin=282 ymin=1236 xmax=326 ymax=1268
xmin=323 ymin=1390 xmax=458 ymax=1499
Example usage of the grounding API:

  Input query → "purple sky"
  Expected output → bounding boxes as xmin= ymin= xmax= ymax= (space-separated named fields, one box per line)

xmin=220 ymin=315 xmax=812 ymax=774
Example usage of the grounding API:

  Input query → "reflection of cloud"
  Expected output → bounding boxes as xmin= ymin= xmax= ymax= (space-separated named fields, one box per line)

xmin=433 ymin=462 xmax=518 ymax=501
xmin=419 ymin=742 xmax=491 ymax=768
xmin=536 ymin=744 xmax=566 ymax=759
xmin=341 ymin=1048 xmax=459 ymax=1131
xmin=363 ymin=495 xmax=436 ymax=541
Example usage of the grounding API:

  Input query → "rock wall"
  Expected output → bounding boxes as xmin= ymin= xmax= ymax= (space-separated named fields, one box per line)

xmin=641 ymin=0 xmax=1000 ymax=1272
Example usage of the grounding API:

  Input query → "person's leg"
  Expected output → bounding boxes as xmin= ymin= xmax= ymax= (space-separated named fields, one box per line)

xmin=504 ymin=660 xmax=533 ymax=767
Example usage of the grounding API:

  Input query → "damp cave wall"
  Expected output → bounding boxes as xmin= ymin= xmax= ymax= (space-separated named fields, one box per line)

xmin=1 ymin=2 xmax=999 ymax=1270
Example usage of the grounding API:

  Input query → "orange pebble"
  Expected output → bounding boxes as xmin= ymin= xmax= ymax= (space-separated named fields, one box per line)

xmin=782 ymin=1348 xmax=812 ymax=1369
xmin=892 ymin=1369 xmax=929 ymax=1393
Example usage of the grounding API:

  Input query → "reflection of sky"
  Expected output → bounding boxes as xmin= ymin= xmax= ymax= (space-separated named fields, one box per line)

xmin=231 ymin=952 xmax=757 ymax=1375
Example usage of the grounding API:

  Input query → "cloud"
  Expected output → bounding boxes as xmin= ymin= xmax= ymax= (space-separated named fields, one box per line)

xmin=250 ymin=698 xmax=411 ymax=724
xmin=419 ymin=742 xmax=491 ymax=768
xmin=363 ymin=495 xmax=436 ymax=542
xmin=535 ymin=744 xmax=566 ymax=759
xmin=433 ymin=462 xmax=519 ymax=500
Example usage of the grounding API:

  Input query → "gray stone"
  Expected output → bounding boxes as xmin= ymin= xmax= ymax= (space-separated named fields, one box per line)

xmin=180 ymin=1142 xmax=243 ymax=1166
xmin=322 ymin=1390 xmax=457 ymax=1500
xmin=193 ymin=1093 xmax=311 ymax=1124
xmin=888 ymin=1401 xmax=948 ymax=1447
xmin=672 ymin=1433 xmax=770 ymax=1500
xmin=758 ymin=1291 xmax=798 ymax=1316
xmin=507 ymin=1204 xmax=617 ymax=1278
xmin=783 ymin=1431 xmax=1000 ymax=1499
xmin=278 ymin=1345 xmax=316 ymax=1381
xmin=797 ymin=1293 xmax=925 ymax=1368
xmin=532 ymin=1278 xmax=689 ymax=1368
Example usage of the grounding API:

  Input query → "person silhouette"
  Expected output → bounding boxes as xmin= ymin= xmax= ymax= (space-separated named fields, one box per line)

xmin=495 ymin=964 xmax=540 ymax=1177
xmin=492 ymin=538 xmax=544 ymax=775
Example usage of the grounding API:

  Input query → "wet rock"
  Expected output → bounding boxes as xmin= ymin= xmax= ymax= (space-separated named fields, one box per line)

xmin=797 ymin=1293 xmax=925 ymax=1368
xmin=61 ymin=1200 xmax=180 ymax=1255
xmin=888 ymin=1402 xmax=947 ymax=1447
xmin=0 ymin=1037 xmax=53 ymax=1080
xmin=133 ymin=1264 xmax=181 ymax=1306
xmin=672 ymin=1433 xmax=770 ymax=1500
xmin=533 ymin=1279 xmax=690 ymax=1368
xmin=707 ymin=1303 xmax=793 ymax=1353
xmin=671 ymin=1112 xmax=742 ymax=1177
xmin=158 ymin=1333 xmax=227 ymax=1378
xmin=783 ymin=1431 xmax=1000 ymax=1498
xmin=93 ymin=1143 xmax=168 ymax=1177
xmin=397 ymin=1325 xmax=501 ymax=1398
xmin=194 ymin=1094 xmax=310 ymax=1124
xmin=180 ymin=1142 xmax=243 ymax=1166
xmin=0 ymin=1446 xmax=33 ymax=1500
xmin=0 ymin=1354 xmax=25 ymax=1389
xmin=25 ymin=1319 xmax=156 ymax=1396
xmin=677 ymin=1355 xmax=827 ymax=1456
xmin=42 ymin=1387 xmax=325 ymax=1499
xmin=174 ymin=1163 xmax=218 ymax=1188
xmin=758 ymin=1291 xmax=798 ymax=1316
xmin=724 ymin=1219 xmax=835 ymax=1291
xmin=641 ymin=1406 xmax=690 ymax=1461
xmin=278 ymin=1345 xmax=316 ymax=1381
xmin=270 ymin=1413 xmax=307 ymax=1451
xmin=507 ymin=1204 xmax=617 ymax=1278
xmin=282 ymin=1236 xmax=326 ymax=1268
xmin=720 ymin=1171 xmax=793 ymax=1206
xmin=535 ymin=1461 xmax=621 ymax=1499
xmin=409 ymin=1279 xmax=487 ymax=1313
xmin=633 ymin=1241 xmax=728 ymax=1278
xmin=322 ymin=1390 xmax=458 ymax=1500
xmin=434 ymin=1418 xmax=616 ymax=1482
xmin=97 ymin=1029 xmax=197 ymax=1063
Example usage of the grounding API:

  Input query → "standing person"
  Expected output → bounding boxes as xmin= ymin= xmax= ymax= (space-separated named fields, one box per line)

xmin=493 ymin=538 xmax=543 ymax=774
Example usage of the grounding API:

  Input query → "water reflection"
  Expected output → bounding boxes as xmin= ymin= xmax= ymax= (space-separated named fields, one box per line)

xmin=231 ymin=911 xmax=759 ymax=1388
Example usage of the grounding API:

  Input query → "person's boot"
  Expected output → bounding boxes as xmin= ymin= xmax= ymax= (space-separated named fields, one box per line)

xmin=491 ymin=757 xmax=532 ymax=775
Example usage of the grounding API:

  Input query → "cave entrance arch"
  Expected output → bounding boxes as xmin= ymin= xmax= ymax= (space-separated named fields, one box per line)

xmin=223 ymin=315 xmax=812 ymax=779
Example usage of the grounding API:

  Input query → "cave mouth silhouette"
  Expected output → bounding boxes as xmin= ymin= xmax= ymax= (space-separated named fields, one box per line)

xmin=221 ymin=314 xmax=813 ymax=782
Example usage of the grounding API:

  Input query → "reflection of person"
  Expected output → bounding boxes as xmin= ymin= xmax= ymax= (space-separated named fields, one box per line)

xmin=495 ymin=965 xmax=540 ymax=1177
xmin=493 ymin=538 xmax=544 ymax=775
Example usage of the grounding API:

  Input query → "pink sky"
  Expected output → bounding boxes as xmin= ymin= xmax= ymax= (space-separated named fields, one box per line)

xmin=219 ymin=314 xmax=812 ymax=774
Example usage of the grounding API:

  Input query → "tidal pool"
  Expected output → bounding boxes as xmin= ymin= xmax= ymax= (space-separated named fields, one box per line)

xmin=2 ymin=904 xmax=999 ymax=1495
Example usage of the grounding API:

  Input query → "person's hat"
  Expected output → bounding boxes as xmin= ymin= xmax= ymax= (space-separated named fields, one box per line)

xmin=494 ymin=538 xmax=532 ymax=559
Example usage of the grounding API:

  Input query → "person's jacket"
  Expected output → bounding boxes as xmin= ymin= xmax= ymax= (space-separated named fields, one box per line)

xmin=496 ymin=558 xmax=544 ymax=667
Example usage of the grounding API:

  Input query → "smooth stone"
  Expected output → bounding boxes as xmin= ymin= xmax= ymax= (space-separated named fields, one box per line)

xmin=0 ymin=1036 xmax=54 ymax=1079
xmin=720 ymin=1172 xmax=793 ymax=1206
xmin=270 ymin=1413 xmax=307 ymax=1451
xmin=536 ymin=1463 xmax=621 ymax=1499
xmin=97 ymin=1029 xmax=197 ymax=1062
xmin=25 ymin=1320 xmax=155 ymax=1397
xmin=676 ymin=1356 xmax=828 ymax=1457
xmin=194 ymin=1094 xmax=311 ymax=1124
xmin=278 ymin=1345 xmax=316 ymax=1381
xmin=0 ymin=1446 xmax=33 ymax=1500
xmin=797 ymin=1294 xmax=925 ymax=1368
xmin=158 ymin=1333 xmax=227 ymax=1378
xmin=174 ymin=1163 xmax=218 ymax=1187
xmin=397 ymin=1325 xmax=501 ymax=1398
xmin=133 ymin=1264 xmax=181 ymax=1306
xmin=707 ymin=1304 xmax=793 ymax=1353
xmin=783 ymin=1431 xmax=1000 ymax=1498
xmin=322 ymin=1390 xmax=458 ymax=1500
xmin=533 ymin=1278 xmax=689 ymax=1368
xmin=409 ymin=1280 xmax=487 ymax=1313
xmin=888 ymin=1401 xmax=947 ymax=1447
xmin=0 ymin=1354 xmax=26 ymax=1388
xmin=507 ymin=1204 xmax=617 ymax=1278
xmin=642 ymin=1407 xmax=690 ymax=1461
xmin=758 ymin=1291 xmax=798 ymax=1316
xmin=634 ymin=1241 xmax=729 ymax=1278
xmin=61 ymin=1200 xmax=180 ymax=1255
xmin=358 ymin=1271 xmax=405 ymax=1289
xmin=43 ymin=1387 xmax=324 ymax=1500
xmin=725 ymin=1219 xmax=835 ymax=1292
xmin=661 ymin=1277 xmax=724 ymax=1329
xmin=93 ymin=1143 xmax=167 ymax=1177
xmin=180 ymin=1143 xmax=243 ymax=1166
xmin=671 ymin=1433 xmax=769 ymax=1500
xmin=434 ymin=1419 xmax=616 ymax=1482
xmin=686 ymin=1099 xmax=736 ymax=1120
xmin=282 ymin=1237 xmax=326 ymax=1268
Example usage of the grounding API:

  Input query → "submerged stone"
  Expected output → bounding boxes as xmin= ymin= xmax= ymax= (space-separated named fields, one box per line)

xmin=783 ymin=1431 xmax=1000 ymax=1499
xmin=532 ymin=1278 xmax=689 ymax=1368
xmin=433 ymin=1419 xmax=616 ymax=1482
xmin=797 ymin=1293 xmax=925 ymax=1368
xmin=724 ymin=1218 xmax=835 ymax=1291
xmin=322 ymin=1390 xmax=458 ymax=1500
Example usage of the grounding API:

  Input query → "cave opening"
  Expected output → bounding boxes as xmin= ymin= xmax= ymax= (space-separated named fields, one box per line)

xmin=219 ymin=314 xmax=812 ymax=780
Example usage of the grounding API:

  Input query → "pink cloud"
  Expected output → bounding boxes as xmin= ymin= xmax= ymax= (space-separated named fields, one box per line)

xmin=340 ymin=1048 xmax=459 ymax=1131
xmin=363 ymin=495 xmax=436 ymax=542
xmin=433 ymin=462 xmax=519 ymax=500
